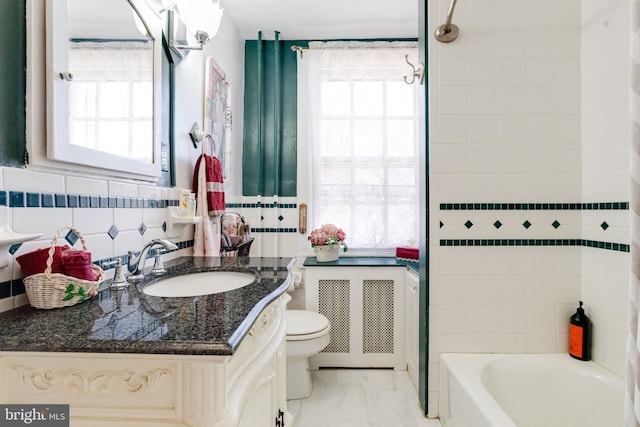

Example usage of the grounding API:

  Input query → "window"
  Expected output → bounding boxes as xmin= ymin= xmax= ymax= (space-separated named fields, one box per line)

xmin=300 ymin=41 xmax=419 ymax=251
xmin=68 ymin=41 xmax=153 ymax=162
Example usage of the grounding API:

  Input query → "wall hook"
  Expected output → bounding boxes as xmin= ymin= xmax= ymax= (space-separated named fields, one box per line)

xmin=403 ymin=55 xmax=425 ymax=85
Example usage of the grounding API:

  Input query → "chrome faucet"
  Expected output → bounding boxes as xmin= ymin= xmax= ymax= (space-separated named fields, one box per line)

xmin=127 ymin=238 xmax=178 ymax=281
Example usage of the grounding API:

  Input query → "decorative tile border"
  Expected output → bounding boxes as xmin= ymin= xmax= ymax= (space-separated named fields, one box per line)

xmin=3 ymin=190 xmax=178 ymax=209
xmin=439 ymin=201 xmax=630 ymax=252
xmin=439 ymin=239 xmax=629 ymax=252
xmin=440 ymin=202 xmax=629 ymax=210
xmin=226 ymin=202 xmax=298 ymax=209
xmin=251 ymin=227 xmax=298 ymax=233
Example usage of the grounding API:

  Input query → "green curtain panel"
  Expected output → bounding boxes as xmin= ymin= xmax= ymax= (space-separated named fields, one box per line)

xmin=0 ymin=0 xmax=27 ymax=167
xmin=242 ymin=33 xmax=300 ymax=197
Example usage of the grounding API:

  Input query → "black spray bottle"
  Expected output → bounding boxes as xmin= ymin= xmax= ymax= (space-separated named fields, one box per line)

xmin=569 ymin=301 xmax=591 ymax=361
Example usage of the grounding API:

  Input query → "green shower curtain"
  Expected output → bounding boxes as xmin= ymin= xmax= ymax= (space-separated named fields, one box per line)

xmin=242 ymin=33 xmax=301 ymax=197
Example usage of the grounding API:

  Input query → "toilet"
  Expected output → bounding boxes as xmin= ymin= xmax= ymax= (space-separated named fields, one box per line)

xmin=285 ymin=309 xmax=331 ymax=400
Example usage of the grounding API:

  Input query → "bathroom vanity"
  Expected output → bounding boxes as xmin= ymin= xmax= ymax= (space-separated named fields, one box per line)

xmin=0 ymin=257 xmax=293 ymax=427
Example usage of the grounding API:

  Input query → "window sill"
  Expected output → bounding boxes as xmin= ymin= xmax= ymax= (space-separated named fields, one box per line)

xmin=302 ymin=256 xmax=419 ymax=274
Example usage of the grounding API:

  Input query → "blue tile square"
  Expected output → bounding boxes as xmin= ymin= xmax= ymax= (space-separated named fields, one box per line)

xmin=55 ymin=194 xmax=66 ymax=207
xmin=116 ymin=197 xmax=124 ymax=208
xmin=108 ymin=197 xmax=116 ymax=208
xmin=90 ymin=196 xmax=100 ymax=208
xmin=0 ymin=191 xmax=6 ymax=206
xmin=41 ymin=193 xmax=54 ymax=208
xmin=12 ymin=279 xmax=25 ymax=296
xmin=0 ymin=281 xmax=10 ymax=299
xmin=65 ymin=229 xmax=79 ymax=245
xmin=9 ymin=191 xmax=24 ymax=207
xmin=99 ymin=196 xmax=108 ymax=208
xmin=79 ymin=195 xmax=90 ymax=208
xmin=67 ymin=194 xmax=79 ymax=208
xmin=26 ymin=192 xmax=40 ymax=207
xmin=124 ymin=198 xmax=132 ymax=208
xmin=108 ymin=225 xmax=119 ymax=240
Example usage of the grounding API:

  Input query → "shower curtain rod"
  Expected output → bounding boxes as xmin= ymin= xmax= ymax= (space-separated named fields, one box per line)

xmin=434 ymin=0 xmax=460 ymax=43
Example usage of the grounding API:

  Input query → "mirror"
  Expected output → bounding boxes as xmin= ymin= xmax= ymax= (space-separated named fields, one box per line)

xmin=46 ymin=0 xmax=162 ymax=179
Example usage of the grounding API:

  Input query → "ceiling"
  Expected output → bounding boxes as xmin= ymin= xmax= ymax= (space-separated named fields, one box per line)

xmin=220 ymin=0 xmax=419 ymax=41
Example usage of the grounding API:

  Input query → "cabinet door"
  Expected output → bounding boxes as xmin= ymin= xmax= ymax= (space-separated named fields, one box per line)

xmin=237 ymin=370 xmax=276 ymax=427
xmin=405 ymin=270 xmax=419 ymax=392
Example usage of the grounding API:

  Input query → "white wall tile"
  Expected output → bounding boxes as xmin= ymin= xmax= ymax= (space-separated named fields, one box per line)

xmin=66 ymin=176 xmax=108 ymax=196
xmin=3 ymin=169 xmax=65 ymax=193
xmin=108 ymin=181 xmax=139 ymax=197
xmin=12 ymin=207 xmax=72 ymax=238
xmin=114 ymin=208 xmax=143 ymax=232
xmin=72 ymin=208 xmax=113 ymax=236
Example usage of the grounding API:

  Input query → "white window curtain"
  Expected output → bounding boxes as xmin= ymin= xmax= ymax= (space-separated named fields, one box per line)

xmin=299 ymin=41 xmax=420 ymax=251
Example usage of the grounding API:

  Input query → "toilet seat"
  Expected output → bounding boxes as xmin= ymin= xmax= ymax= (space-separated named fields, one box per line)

xmin=286 ymin=310 xmax=330 ymax=341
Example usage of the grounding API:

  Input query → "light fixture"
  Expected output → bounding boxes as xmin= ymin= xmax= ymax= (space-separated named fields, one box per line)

xmin=166 ymin=0 xmax=224 ymax=64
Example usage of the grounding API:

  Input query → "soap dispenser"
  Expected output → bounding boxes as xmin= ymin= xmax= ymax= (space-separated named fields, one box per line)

xmin=569 ymin=301 xmax=591 ymax=361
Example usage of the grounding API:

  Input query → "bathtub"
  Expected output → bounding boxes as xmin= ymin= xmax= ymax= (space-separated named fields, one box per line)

xmin=439 ymin=353 xmax=623 ymax=427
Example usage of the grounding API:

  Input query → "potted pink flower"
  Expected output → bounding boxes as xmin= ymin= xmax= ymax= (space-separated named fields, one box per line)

xmin=308 ymin=224 xmax=348 ymax=262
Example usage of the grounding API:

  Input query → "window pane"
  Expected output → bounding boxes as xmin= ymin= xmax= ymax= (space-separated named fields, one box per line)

xmin=319 ymin=166 xmax=351 ymax=185
xmin=387 ymin=120 xmax=416 ymax=157
xmin=69 ymin=82 xmax=96 ymax=117
xmin=354 ymin=81 xmax=383 ymax=117
xmin=354 ymin=120 xmax=383 ymax=157
xmin=388 ymin=167 xmax=416 ymax=187
xmin=319 ymin=120 xmax=351 ymax=157
xmin=386 ymin=81 xmax=415 ymax=117
xmin=387 ymin=204 xmax=418 ymax=246
xmin=320 ymin=81 xmax=351 ymax=116
xmin=353 ymin=204 xmax=384 ymax=246
xmin=132 ymin=122 xmax=153 ymax=161
xmin=69 ymin=120 xmax=96 ymax=148
xmin=97 ymin=122 xmax=128 ymax=155
xmin=99 ymin=82 xmax=129 ymax=117
xmin=354 ymin=167 xmax=384 ymax=185
xmin=133 ymin=82 xmax=153 ymax=118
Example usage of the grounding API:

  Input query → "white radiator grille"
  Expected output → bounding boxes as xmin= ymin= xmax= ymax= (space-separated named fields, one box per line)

xmin=362 ymin=279 xmax=394 ymax=354
xmin=318 ymin=279 xmax=350 ymax=353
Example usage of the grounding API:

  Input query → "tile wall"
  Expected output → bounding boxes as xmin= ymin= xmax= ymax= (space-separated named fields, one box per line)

xmin=0 ymin=170 xmax=307 ymax=313
xmin=427 ymin=0 xmax=629 ymax=418
xmin=580 ymin=0 xmax=630 ymax=375
xmin=0 ymin=167 xmax=191 ymax=313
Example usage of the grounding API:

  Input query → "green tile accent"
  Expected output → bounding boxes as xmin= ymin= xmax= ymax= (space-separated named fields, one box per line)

xmin=440 ymin=202 xmax=629 ymax=210
xmin=439 ymin=239 xmax=629 ymax=252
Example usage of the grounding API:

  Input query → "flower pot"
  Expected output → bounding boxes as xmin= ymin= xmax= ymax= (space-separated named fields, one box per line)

xmin=314 ymin=244 xmax=340 ymax=262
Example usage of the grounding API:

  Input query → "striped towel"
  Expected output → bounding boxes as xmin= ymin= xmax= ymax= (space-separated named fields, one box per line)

xmin=192 ymin=154 xmax=225 ymax=216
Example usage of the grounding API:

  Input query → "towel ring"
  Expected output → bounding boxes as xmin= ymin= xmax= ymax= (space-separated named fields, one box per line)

xmin=201 ymin=134 xmax=218 ymax=157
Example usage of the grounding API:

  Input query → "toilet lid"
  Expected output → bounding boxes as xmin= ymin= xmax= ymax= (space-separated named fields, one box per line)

xmin=286 ymin=310 xmax=330 ymax=336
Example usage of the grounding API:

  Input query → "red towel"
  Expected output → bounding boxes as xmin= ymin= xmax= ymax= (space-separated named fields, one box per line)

xmin=192 ymin=154 xmax=225 ymax=216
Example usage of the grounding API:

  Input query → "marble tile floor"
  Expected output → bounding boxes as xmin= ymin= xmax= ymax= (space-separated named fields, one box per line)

xmin=287 ymin=369 xmax=442 ymax=427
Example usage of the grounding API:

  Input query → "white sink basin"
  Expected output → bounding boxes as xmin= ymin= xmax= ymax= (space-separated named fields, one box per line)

xmin=142 ymin=271 xmax=256 ymax=297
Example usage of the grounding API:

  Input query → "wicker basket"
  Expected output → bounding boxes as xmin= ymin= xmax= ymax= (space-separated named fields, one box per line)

xmin=23 ymin=227 xmax=104 ymax=309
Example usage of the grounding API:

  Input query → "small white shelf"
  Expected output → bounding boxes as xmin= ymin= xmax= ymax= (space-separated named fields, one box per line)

xmin=166 ymin=207 xmax=202 ymax=238
xmin=0 ymin=206 xmax=41 ymax=268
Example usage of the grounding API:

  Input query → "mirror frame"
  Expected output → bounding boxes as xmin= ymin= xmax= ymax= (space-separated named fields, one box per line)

xmin=45 ymin=0 xmax=162 ymax=179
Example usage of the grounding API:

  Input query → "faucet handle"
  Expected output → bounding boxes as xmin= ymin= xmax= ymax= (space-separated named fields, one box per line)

xmin=103 ymin=259 xmax=129 ymax=288
xmin=150 ymin=253 xmax=168 ymax=276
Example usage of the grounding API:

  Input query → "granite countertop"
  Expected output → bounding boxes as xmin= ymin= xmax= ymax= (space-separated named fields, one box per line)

xmin=0 ymin=257 xmax=294 ymax=356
